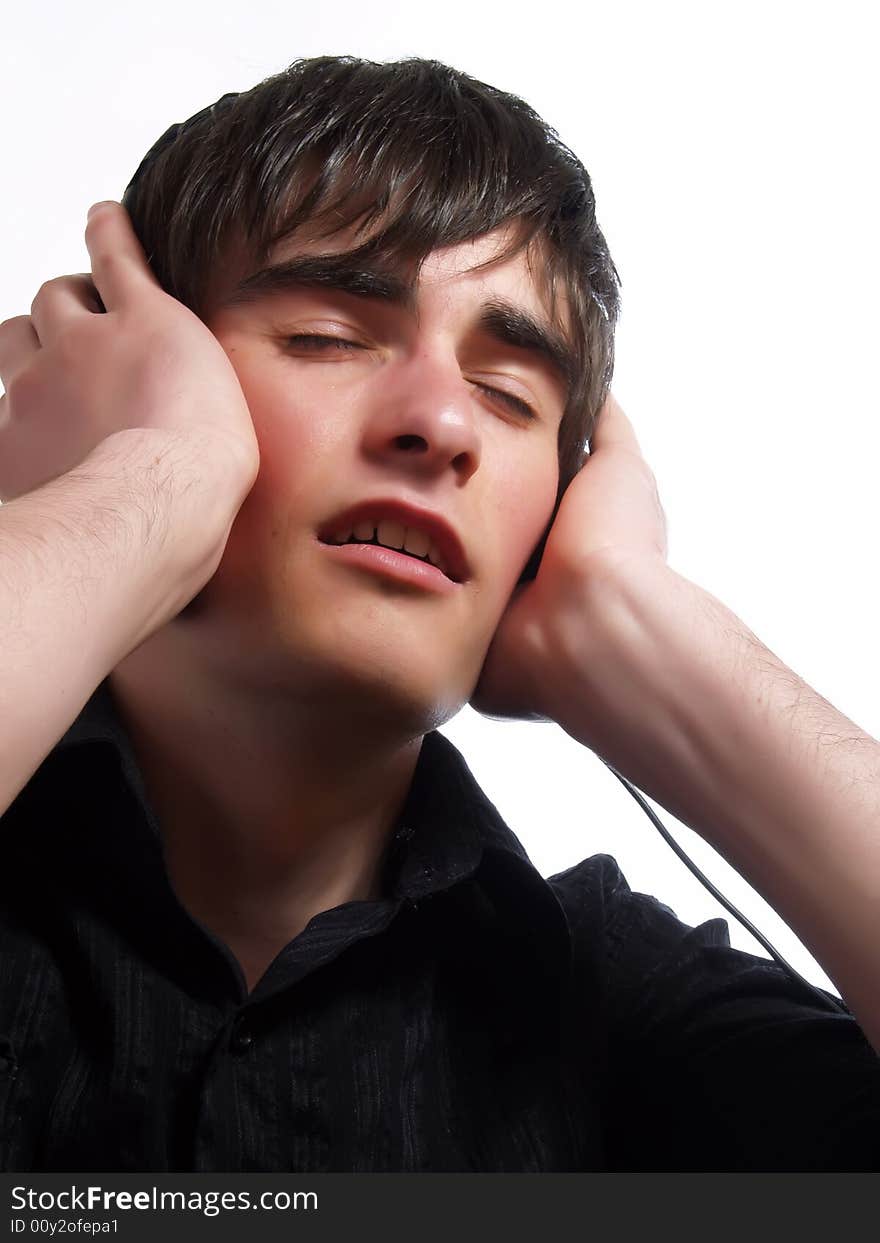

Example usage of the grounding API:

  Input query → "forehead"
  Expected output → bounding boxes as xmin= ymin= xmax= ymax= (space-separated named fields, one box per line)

xmin=207 ymin=216 xmax=578 ymax=402
xmin=273 ymin=218 xmax=559 ymax=318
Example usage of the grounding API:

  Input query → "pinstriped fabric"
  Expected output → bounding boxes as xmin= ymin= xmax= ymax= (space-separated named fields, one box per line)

xmin=1 ymin=679 xmax=879 ymax=1170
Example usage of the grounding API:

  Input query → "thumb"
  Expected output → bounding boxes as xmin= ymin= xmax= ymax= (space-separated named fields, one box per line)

xmin=84 ymin=200 xmax=163 ymax=312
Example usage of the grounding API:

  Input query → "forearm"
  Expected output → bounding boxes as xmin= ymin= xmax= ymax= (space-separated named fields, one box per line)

xmin=0 ymin=430 xmax=238 ymax=817
xmin=542 ymin=557 xmax=880 ymax=1053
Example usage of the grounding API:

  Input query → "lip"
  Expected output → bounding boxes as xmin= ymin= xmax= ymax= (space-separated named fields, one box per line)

xmin=318 ymin=540 xmax=458 ymax=594
xmin=317 ymin=497 xmax=471 ymax=584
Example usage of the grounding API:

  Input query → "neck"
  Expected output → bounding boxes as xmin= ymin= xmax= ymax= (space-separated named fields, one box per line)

xmin=108 ymin=627 xmax=424 ymax=981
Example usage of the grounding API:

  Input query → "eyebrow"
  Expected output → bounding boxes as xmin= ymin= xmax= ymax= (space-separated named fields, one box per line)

xmin=223 ymin=254 xmax=578 ymax=401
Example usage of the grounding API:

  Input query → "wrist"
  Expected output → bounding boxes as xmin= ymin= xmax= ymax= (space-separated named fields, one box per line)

xmin=535 ymin=555 xmax=741 ymax=806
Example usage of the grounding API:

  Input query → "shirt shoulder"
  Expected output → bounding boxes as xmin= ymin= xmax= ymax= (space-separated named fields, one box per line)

xmin=547 ymin=850 xmax=690 ymax=964
xmin=546 ymin=852 xmax=880 ymax=1171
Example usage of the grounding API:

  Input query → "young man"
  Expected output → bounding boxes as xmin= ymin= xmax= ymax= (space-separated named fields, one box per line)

xmin=0 ymin=56 xmax=878 ymax=1173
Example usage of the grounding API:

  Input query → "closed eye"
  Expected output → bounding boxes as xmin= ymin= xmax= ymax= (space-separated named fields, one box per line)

xmin=472 ymin=384 xmax=536 ymax=421
xmin=284 ymin=334 xmax=537 ymax=421
xmin=285 ymin=333 xmax=363 ymax=352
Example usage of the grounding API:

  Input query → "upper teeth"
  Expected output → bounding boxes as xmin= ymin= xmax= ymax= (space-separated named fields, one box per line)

xmin=329 ymin=519 xmax=449 ymax=576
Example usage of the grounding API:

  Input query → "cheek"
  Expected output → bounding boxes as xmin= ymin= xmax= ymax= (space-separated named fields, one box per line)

xmin=246 ymin=375 xmax=326 ymax=449
xmin=489 ymin=453 xmax=559 ymax=586
xmin=235 ymin=369 xmax=349 ymax=494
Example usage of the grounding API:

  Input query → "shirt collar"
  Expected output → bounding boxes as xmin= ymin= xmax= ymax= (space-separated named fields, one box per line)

xmin=55 ymin=678 xmax=573 ymax=968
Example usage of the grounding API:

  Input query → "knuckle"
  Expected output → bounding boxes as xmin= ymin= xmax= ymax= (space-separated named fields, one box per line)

xmin=30 ymin=282 xmax=50 ymax=312
xmin=4 ymin=365 xmax=40 ymax=409
xmin=0 ymin=313 xmax=32 ymax=336
xmin=30 ymin=276 xmax=64 ymax=313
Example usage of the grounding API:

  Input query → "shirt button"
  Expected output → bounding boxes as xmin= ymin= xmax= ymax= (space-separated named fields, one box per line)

xmin=229 ymin=1017 xmax=253 ymax=1055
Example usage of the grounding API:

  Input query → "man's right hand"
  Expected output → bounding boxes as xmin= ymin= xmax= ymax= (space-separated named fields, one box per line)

xmin=0 ymin=199 xmax=260 ymax=507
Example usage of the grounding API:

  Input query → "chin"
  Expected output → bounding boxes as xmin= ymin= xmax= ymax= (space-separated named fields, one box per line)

xmin=319 ymin=639 xmax=471 ymax=734
xmin=166 ymin=580 xmax=480 ymax=732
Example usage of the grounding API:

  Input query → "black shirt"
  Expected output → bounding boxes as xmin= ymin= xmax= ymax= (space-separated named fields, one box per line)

xmin=1 ymin=678 xmax=878 ymax=1172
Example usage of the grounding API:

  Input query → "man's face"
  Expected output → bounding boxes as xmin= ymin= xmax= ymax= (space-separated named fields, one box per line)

xmin=197 ymin=222 xmax=568 ymax=731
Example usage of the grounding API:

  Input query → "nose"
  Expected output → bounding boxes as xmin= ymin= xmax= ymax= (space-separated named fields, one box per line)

xmin=360 ymin=345 xmax=482 ymax=483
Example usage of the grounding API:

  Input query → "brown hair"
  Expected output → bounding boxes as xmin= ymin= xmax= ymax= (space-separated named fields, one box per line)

xmin=121 ymin=55 xmax=621 ymax=574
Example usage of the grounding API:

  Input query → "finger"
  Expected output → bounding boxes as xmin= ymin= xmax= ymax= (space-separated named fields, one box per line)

xmin=84 ymin=200 xmax=162 ymax=313
xmin=29 ymin=273 xmax=106 ymax=347
xmin=589 ymin=391 xmax=645 ymax=457
xmin=0 ymin=314 xmax=40 ymax=393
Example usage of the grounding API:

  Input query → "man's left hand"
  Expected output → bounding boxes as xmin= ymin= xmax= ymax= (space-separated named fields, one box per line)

xmin=469 ymin=390 xmax=670 ymax=730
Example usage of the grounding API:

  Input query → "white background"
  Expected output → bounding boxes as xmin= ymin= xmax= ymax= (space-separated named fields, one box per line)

xmin=2 ymin=0 xmax=878 ymax=994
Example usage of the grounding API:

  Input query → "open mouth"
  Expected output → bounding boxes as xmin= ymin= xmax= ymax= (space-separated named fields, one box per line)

xmin=319 ymin=529 xmax=459 ymax=581
xmin=316 ymin=506 xmax=468 ymax=584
